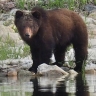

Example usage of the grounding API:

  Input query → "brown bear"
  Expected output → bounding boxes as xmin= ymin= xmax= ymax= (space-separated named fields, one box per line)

xmin=15 ymin=7 xmax=88 ymax=73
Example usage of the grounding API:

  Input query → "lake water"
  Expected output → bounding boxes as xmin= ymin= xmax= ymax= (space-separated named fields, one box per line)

xmin=0 ymin=74 xmax=96 ymax=96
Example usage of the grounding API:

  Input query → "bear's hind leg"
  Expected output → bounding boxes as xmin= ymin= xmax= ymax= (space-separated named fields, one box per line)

xmin=73 ymin=45 xmax=88 ymax=72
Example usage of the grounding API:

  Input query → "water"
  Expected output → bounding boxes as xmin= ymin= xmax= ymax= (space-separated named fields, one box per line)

xmin=0 ymin=74 xmax=96 ymax=96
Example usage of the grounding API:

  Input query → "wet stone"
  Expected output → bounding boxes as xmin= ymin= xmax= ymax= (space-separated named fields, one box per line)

xmin=37 ymin=63 xmax=78 ymax=77
xmin=85 ymin=69 xmax=96 ymax=74
xmin=7 ymin=69 xmax=17 ymax=77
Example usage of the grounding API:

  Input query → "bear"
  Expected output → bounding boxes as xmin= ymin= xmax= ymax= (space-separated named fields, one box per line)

xmin=14 ymin=7 xmax=88 ymax=73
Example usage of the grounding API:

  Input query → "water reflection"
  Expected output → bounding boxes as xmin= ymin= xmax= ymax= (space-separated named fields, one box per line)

xmin=0 ymin=76 xmax=33 ymax=96
xmin=0 ymin=74 xmax=96 ymax=96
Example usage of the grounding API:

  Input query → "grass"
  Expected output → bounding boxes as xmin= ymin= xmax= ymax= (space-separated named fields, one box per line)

xmin=15 ymin=0 xmax=96 ymax=10
xmin=15 ymin=0 xmax=26 ymax=9
xmin=0 ymin=35 xmax=30 ymax=60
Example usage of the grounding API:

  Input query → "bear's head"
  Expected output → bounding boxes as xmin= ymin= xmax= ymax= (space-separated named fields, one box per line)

xmin=14 ymin=9 xmax=43 ymax=41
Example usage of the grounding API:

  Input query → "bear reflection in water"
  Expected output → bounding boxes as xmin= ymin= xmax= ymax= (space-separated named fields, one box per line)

xmin=30 ymin=74 xmax=89 ymax=96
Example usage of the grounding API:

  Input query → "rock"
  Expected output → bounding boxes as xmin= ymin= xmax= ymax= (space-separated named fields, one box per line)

xmin=4 ymin=2 xmax=15 ymax=9
xmin=0 ymin=14 xmax=10 ymax=21
xmin=37 ymin=63 xmax=69 ymax=76
xmin=89 ymin=11 xmax=96 ymax=20
xmin=68 ymin=69 xmax=78 ymax=75
xmin=0 ymin=0 xmax=9 ymax=2
xmin=10 ymin=8 xmax=19 ymax=16
xmin=81 ymin=15 xmax=95 ymax=24
xmin=85 ymin=69 xmax=96 ymax=74
xmin=0 ymin=25 xmax=20 ymax=41
xmin=89 ymin=39 xmax=96 ymax=47
xmin=85 ymin=62 xmax=96 ymax=74
xmin=0 ymin=25 xmax=24 ymax=46
xmin=85 ymin=63 xmax=96 ymax=70
xmin=19 ymin=63 xmax=32 ymax=70
xmin=84 ymin=4 xmax=96 ymax=13
xmin=3 ymin=16 xmax=14 ymax=26
xmin=88 ymin=48 xmax=96 ymax=60
xmin=7 ymin=69 xmax=17 ymax=76
xmin=0 ymin=55 xmax=32 ymax=70
xmin=81 ymin=15 xmax=96 ymax=38
xmin=0 ymin=1 xmax=15 ymax=12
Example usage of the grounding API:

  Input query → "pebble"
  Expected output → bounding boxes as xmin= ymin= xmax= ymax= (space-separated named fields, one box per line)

xmin=7 ymin=70 xmax=17 ymax=76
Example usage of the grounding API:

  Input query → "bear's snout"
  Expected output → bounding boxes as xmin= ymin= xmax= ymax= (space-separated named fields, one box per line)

xmin=25 ymin=33 xmax=30 ymax=38
xmin=24 ymin=27 xmax=33 ymax=39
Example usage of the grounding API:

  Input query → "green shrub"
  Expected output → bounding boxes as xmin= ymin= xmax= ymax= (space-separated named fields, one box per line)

xmin=15 ymin=0 xmax=96 ymax=10
xmin=0 ymin=35 xmax=30 ymax=60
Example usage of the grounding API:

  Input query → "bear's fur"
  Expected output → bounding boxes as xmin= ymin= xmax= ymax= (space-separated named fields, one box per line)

xmin=15 ymin=7 xmax=88 ymax=73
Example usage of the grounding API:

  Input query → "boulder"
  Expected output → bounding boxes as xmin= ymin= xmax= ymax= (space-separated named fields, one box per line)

xmin=37 ymin=63 xmax=69 ymax=77
xmin=7 ymin=69 xmax=17 ymax=76
xmin=37 ymin=63 xmax=78 ymax=77
xmin=0 ymin=25 xmax=24 ymax=46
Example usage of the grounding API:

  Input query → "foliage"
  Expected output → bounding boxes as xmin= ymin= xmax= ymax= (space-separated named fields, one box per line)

xmin=15 ymin=0 xmax=36 ymax=10
xmin=15 ymin=0 xmax=96 ymax=10
xmin=0 ymin=35 xmax=30 ymax=60
xmin=15 ymin=0 xmax=26 ymax=9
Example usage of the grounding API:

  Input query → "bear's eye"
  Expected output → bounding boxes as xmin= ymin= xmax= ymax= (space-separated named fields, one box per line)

xmin=15 ymin=10 xmax=23 ymax=19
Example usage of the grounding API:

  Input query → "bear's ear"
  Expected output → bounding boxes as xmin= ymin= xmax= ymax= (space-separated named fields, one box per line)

xmin=32 ymin=11 xmax=41 ymax=20
xmin=15 ymin=10 xmax=23 ymax=19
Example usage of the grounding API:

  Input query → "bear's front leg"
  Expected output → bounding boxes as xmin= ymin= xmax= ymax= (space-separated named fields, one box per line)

xmin=29 ymin=47 xmax=52 ymax=73
xmin=28 ymin=48 xmax=40 ymax=73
